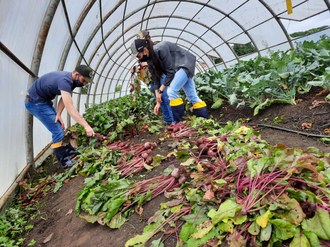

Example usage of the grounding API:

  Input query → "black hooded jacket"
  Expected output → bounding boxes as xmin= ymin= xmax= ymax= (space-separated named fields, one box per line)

xmin=148 ymin=41 xmax=196 ymax=90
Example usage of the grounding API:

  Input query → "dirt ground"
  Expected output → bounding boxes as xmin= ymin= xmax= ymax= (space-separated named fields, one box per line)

xmin=23 ymin=87 xmax=329 ymax=247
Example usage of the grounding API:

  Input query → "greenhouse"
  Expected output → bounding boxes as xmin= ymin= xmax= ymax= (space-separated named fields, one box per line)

xmin=0 ymin=0 xmax=329 ymax=246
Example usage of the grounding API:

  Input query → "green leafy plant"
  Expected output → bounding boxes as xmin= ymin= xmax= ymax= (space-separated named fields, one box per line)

xmin=71 ymin=115 xmax=330 ymax=246
xmin=195 ymin=37 xmax=330 ymax=115
xmin=69 ymin=92 xmax=158 ymax=147
xmin=0 ymin=204 xmax=37 ymax=247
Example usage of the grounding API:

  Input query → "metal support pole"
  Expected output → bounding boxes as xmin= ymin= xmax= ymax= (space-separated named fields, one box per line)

xmin=25 ymin=0 xmax=60 ymax=167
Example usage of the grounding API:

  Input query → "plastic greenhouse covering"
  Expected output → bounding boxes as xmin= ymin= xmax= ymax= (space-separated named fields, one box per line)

xmin=0 ymin=0 xmax=329 ymax=203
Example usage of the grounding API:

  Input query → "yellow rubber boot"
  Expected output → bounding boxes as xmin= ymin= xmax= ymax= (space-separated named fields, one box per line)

xmin=192 ymin=101 xmax=209 ymax=119
xmin=170 ymin=98 xmax=185 ymax=122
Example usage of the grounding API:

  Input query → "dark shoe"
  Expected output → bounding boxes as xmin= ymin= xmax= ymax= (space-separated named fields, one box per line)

xmin=61 ymin=156 xmax=78 ymax=169
xmin=164 ymin=121 xmax=176 ymax=125
xmin=64 ymin=143 xmax=80 ymax=158
xmin=53 ymin=146 xmax=77 ymax=168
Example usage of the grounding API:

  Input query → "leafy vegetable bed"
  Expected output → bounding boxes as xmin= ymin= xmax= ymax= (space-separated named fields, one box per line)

xmin=194 ymin=37 xmax=330 ymax=116
xmin=73 ymin=117 xmax=330 ymax=247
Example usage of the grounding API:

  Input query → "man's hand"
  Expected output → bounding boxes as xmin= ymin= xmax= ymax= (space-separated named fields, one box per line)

xmin=60 ymin=91 xmax=95 ymax=137
xmin=55 ymin=115 xmax=65 ymax=129
xmin=84 ymin=125 xmax=95 ymax=137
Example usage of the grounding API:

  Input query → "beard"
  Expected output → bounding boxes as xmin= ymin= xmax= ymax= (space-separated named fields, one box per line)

xmin=73 ymin=80 xmax=84 ymax=87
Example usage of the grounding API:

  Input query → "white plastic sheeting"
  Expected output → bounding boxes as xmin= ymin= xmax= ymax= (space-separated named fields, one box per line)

xmin=0 ymin=52 xmax=27 ymax=199
xmin=0 ymin=0 xmax=329 ymax=200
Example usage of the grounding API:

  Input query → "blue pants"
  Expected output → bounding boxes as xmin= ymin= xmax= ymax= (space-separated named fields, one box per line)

xmin=150 ymin=75 xmax=174 ymax=124
xmin=166 ymin=68 xmax=202 ymax=104
xmin=160 ymin=88 xmax=174 ymax=124
xmin=25 ymin=100 xmax=64 ymax=143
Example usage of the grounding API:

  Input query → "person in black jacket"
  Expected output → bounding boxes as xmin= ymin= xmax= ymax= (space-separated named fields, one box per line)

xmin=130 ymin=38 xmax=209 ymax=122
xmin=133 ymin=30 xmax=174 ymax=125
xmin=130 ymin=61 xmax=174 ymax=125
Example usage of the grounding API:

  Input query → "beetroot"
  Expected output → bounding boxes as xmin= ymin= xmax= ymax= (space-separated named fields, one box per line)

xmin=171 ymin=168 xmax=180 ymax=178
xmin=207 ymin=148 xmax=217 ymax=157
xmin=178 ymin=176 xmax=187 ymax=184
xmin=198 ymin=143 xmax=208 ymax=155
xmin=94 ymin=132 xmax=108 ymax=140
xmin=144 ymin=142 xmax=152 ymax=149
xmin=141 ymin=152 xmax=149 ymax=159
xmin=145 ymin=157 xmax=153 ymax=165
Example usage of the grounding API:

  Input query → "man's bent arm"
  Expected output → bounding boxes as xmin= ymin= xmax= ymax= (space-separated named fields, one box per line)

xmin=60 ymin=91 xmax=94 ymax=136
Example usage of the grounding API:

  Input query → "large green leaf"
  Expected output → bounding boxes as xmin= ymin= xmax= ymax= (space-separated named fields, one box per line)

xmin=211 ymin=98 xmax=224 ymax=109
xmin=260 ymin=223 xmax=272 ymax=242
xmin=269 ymin=219 xmax=297 ymax=241
xmin=289 ymin=231 xmax=311 ymax=247
xmin=125 ymin=220 xmax=163 ymax=247
xmin=104 ymin=197 xmax=127 ymax=222
xmin=303 ymin=231 xmax=322 ymax=247
xmin=272 ymin=195 xmax=306 ymax=226
xmin=179 ymin=222 xmax=196 ymax=242
xmin=107 ymin=212 xmax=126 ymax=229
xmin=302 ymin=209 xmax=330 ymax=240
xmin=207 ymin=199 xmax=241 ymax=225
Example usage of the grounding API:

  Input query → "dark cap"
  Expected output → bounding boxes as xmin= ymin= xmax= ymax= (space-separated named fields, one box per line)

xmin=130 ymin=39 xmax=148 ymax=56
xmin=75 ymin=65 xmax=94 ymax=83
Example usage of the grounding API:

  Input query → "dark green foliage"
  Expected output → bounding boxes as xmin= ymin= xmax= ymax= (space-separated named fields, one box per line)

xmin=195 ymin=36 xmax=330 ymax=115
xmin=290 ymin=26 xmax=329 ymax=38
xmin=232 ymin=42 xmax=257 ymax=56
xmin=76 ymin=90 xmax=157 ymax=143
xmin=0 ymin=205 xmax=37 ymax=246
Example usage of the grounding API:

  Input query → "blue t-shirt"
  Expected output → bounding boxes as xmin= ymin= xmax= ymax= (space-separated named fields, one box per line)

xmin=28 ymin=71 xmax=74 ymax=102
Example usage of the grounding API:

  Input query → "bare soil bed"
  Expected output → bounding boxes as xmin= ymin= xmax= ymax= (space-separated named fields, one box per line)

xmin=23 ymin=87 xmax=329 ymax=247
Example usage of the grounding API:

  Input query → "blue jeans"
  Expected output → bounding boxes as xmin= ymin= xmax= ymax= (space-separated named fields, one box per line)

xmin=25 ymin=100 xmax=64 ymax=143
xmin=166 ymin=68 xmax=202 ymax=104
xmin=150 ymin=75 xmax=174 ymax=124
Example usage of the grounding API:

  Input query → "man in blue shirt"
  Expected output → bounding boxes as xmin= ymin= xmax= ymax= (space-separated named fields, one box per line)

xmin=25 ymin=65 xmax=95 ymax=168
